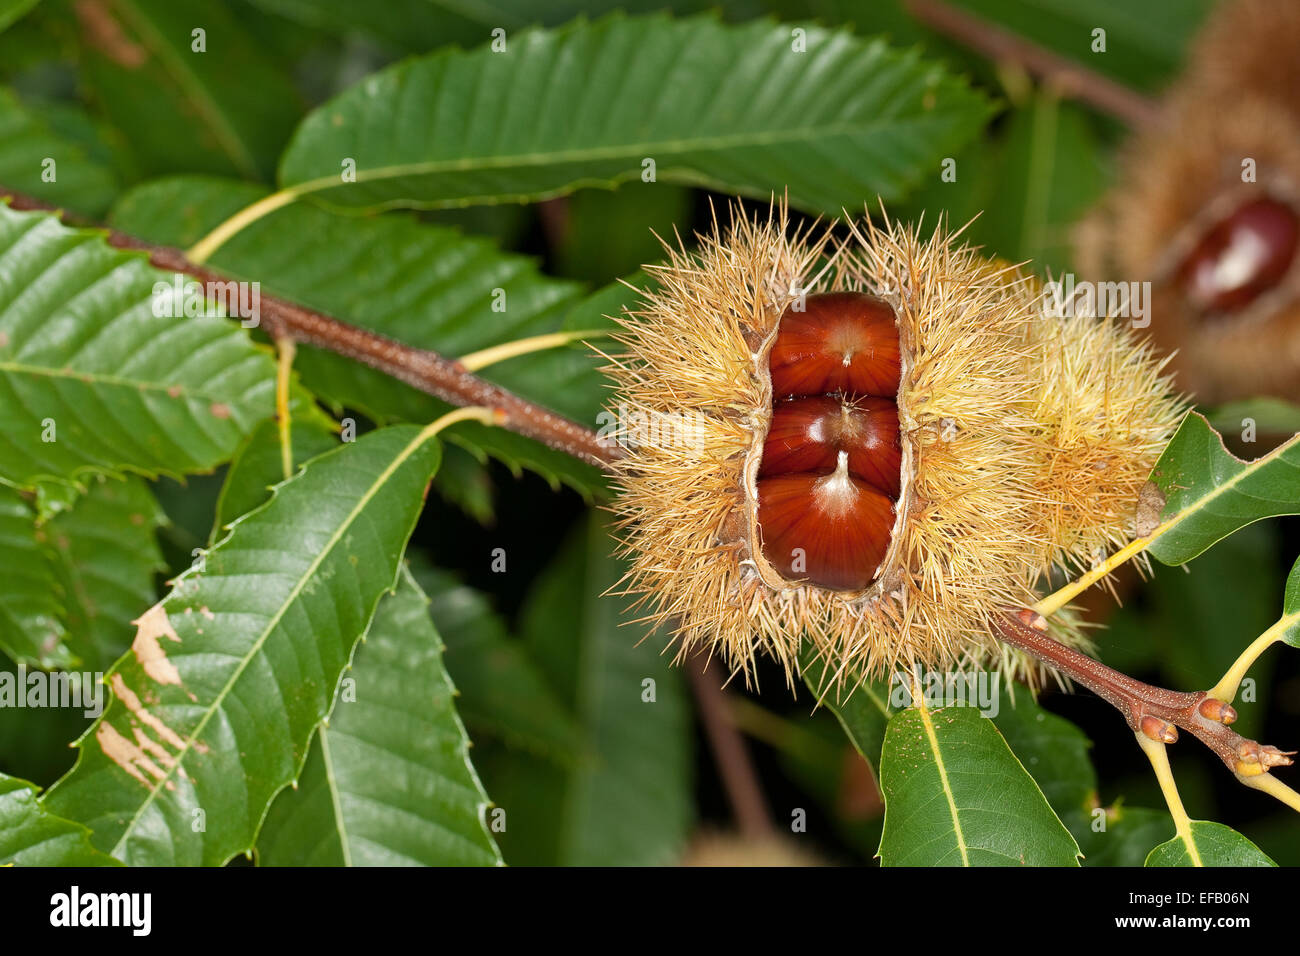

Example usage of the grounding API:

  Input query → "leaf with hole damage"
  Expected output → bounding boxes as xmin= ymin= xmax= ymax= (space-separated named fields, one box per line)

xmin=43 ymin=425 xmax=443 ymax=865
xmin=278 ymin=13 xmax=991 ymax=215
xmin=878 ymin=705 xmax=1080 ymax=866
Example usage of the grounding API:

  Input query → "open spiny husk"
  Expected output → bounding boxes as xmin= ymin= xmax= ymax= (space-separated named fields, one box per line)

xmin=606 ymin=200 xmax=1184 ymax=692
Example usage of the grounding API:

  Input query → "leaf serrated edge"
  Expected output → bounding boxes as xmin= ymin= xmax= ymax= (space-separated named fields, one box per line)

xmin=44 ymin=423 xmax=443 ymax=864
xmin=276 ymin=11 xmax=995 ymax=213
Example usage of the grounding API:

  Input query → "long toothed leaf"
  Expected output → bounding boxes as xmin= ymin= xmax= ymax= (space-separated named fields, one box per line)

xmin=43 ymin=425 xmax=444 ymax=865
xmin=278 ymin=13 xmax=992 ymax=215
xmin=0 ymin=203 xmax=278 ymax=491
xmin=257 ymin=566 xmax=502 ymax=866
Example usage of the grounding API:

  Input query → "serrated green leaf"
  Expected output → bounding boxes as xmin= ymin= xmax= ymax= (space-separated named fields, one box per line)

xmin=278 ymin=13 xmax=992 ymax=215
xmin=108 ymin=176 xmax=611 ymax=423
xmin=878 ymin=705 xmax=1080 ymax=866
xmin=0 ymin=203 xmax=279 ymax=490
xmin=43 ymin=424 xmax=444 ymax=865
xmin=47 ymin=475 xmax=165 ymax=670
xmin=75 ymin=0 xmax=302 ymax=180
xmin=415 ymin=563 xmax=585 ymax=765
xmin=111 ymin=176 xmax=611 ymax=498
xmin=0 ymin=772 xmax=120 ymax=866
xmin=1146 ymin=821 xmax=1275 ymax=867
xmin=256 ymin=566 xmax=501 ymax=866
xmin=1146 ymin=413 xmax=1300 ymax=566
xmin=211 ymin=417 xmax=338 ymax=538
xmin=0 ymin=87 xmax=118 ymax=217
xmin=0 ymin=484 xmax=69 ymax=667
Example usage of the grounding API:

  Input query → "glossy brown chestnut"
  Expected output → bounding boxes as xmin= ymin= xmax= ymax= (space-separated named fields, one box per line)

xmin=756 ymin=292 xmax=902 ymax=592
xmin=768 ymin=292 xmax=901 ymax=399
xmin=757 ymin=458 xmax=896 ymax=592
xmin=759 ymin=395 xmax=901 ymax=498
xmin=1178 ymin=197 xmax=1299 ymax=315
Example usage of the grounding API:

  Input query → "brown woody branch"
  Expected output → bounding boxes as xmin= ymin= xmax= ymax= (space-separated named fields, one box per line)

xmin=907 ymin=0 xmax=1162 ymax=128
xmin=995 ymin=609 xmax=1295 ymax=777
xmin=2 ymin=190 xmax=619 ymax=468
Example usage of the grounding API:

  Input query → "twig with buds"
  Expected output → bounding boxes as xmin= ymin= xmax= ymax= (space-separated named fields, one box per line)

xmin=995 ymin=608 xmax=1299 ymax=810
